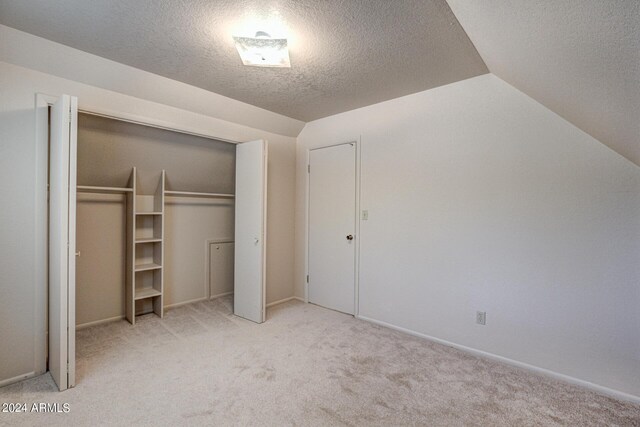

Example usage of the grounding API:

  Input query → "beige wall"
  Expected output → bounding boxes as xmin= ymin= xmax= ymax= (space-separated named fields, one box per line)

xmin=76 ymin=193 xmax=127 ymax=325
xmin=164 ymin=198 xmax=234 ymax=306
xmin=77 ymin=113 xmax=236 ymax=193
xmin=0 ymin=59 xmax=296 ymax=386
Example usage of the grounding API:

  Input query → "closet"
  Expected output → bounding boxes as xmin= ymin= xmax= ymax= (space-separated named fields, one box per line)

xmin=75 ymin=113 xmax=237 ymax=325
xmin=46 ymin=94 xmax=267 ymax=390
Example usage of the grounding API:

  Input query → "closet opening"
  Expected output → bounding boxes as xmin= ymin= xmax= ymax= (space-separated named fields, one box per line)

xmin=43 ymin=94 xmax=267 ymax=391
xmin=74 ymin=112 xmax=237 ymax=326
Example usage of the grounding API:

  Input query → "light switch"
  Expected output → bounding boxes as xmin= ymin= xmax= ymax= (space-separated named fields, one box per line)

xmin=362 ymin=210 xmax=369 ymax=220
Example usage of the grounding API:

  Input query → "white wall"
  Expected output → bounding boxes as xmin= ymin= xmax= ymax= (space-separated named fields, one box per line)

xmin=295 ymin=74 xmax=640 ymax=398
xmin=0 ymin=57 xmax=296 ymax=385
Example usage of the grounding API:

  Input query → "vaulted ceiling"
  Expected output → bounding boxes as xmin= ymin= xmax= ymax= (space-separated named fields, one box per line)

xmin=447 ymin=0 xmax=640 ymax=165
xmin=0 ymin=1 xmax=637 ymax=164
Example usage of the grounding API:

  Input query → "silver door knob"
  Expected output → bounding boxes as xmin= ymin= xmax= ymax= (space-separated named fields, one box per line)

xmin=346 ymin=235 xmax=354 ymax=241
xmin=254 ymin=238 xmax=260 ymax=245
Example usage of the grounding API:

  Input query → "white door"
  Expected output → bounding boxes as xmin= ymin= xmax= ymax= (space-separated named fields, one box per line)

xmin=234 ymin=140 xmax=267 ymax=323
xmin=49 ymin=94 xmax=78 ymax=390
xmin=308 ymin=143 xmax=356 ymax=314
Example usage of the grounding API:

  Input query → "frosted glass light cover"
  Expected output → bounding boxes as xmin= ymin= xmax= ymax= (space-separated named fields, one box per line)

xmin=233 ymin=36 xmax=291 ymax=68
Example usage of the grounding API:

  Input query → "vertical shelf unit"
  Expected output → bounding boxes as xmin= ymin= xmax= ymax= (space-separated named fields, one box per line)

xmin=125 ymin=168 xmax=165 ymax=324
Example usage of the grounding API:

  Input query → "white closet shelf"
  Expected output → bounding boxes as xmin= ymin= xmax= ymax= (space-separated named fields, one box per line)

xmin=77 ymin=185 xmax=133 ymax=193
xmin=134 ymin=263 xmax=162 ymax=272
xmin=164 ymin=190 xmax=235 ymax=199
xmin=134 ymin=287 xmax=162 ymax=300
xmin=125 ymin=167 xmax=165 ymax=324
xmin=135 ymin=238 xmax=162 ymax=244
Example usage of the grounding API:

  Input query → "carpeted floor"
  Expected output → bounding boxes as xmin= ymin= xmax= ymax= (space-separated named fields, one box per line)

xmin=1 ymin=297 xmax=638 ymax=426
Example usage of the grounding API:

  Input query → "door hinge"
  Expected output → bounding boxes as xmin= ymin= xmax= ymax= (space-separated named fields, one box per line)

xmin=306 ymin=275 xmax=309 ymax=283
xmin=307 ymin=164 xmax=310 ymax=173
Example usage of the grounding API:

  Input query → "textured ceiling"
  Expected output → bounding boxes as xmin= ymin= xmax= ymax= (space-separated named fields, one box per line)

xmin=447 ymin=0 xmax=640 ymax=166
xmin=0 ymin=0 xmax=488 ymax=122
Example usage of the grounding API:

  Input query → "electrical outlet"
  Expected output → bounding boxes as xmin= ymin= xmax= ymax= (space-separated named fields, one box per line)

xmin=362 ymin=210 xmax=369 ymax=220
xmin=476 ymin=311 xmax=486 ymax=325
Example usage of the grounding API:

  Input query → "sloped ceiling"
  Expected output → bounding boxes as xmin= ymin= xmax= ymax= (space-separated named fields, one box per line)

xmin=0 ymin=0 xmax=487 ymax=122
xmin=0 ymin=1 xmax=636 ymax=164
xmin=446 ymin=0 xmax=640 ymax=166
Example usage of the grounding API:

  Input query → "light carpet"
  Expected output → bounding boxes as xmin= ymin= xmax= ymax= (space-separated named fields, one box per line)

xmin=1 ymin=297 xmax=638 ymax=426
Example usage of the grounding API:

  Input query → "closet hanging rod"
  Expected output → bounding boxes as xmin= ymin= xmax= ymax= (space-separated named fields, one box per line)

xmin=77 ymin=185 xmax=133 ymax=194
xmin=164 ymin=190 xmax=235 ymax=199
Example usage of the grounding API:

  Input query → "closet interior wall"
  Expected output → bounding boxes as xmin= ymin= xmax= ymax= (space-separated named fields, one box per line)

xmin=76 ymin=113 xmax=236 ymax=327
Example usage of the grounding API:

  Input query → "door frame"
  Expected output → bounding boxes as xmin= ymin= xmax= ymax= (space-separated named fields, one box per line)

xmin=34 ymin=94 xmax=251 ymax=380
xmin=47 ymin=94 xmax=78 ymax=390
xmin=305 ymin=139 xmax=361 ymax=316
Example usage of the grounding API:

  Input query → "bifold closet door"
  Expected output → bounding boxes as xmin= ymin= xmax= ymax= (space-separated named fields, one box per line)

xmin=49 ymin=94 xmax=78 ymax=391
xmin=234 ymin=140 xmax=267 ymax=323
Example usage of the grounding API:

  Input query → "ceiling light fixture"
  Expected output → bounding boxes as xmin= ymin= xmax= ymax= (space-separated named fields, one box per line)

xmin=233 ymin=31 xmax=290 ymax=68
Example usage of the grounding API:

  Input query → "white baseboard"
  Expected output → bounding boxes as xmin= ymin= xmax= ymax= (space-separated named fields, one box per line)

xmin=166 ymin=296 xmax=209 ymax=309
xmin=77 ymin=294 xmax=231 ymax=328
xmin=0 ymin=371 xmax=38 ymax=388
xmin=356 ymin=314 xmax=640 ymax=404
xmin=266 ymin=296 xmax=305 ymax=307
xmin=266 ymin=296 xmax=302 ymax=307
xmin=209 ymin=291 xmax=233 ymax=300
xmin=76 ymin=315 xmax=125 ymax=330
